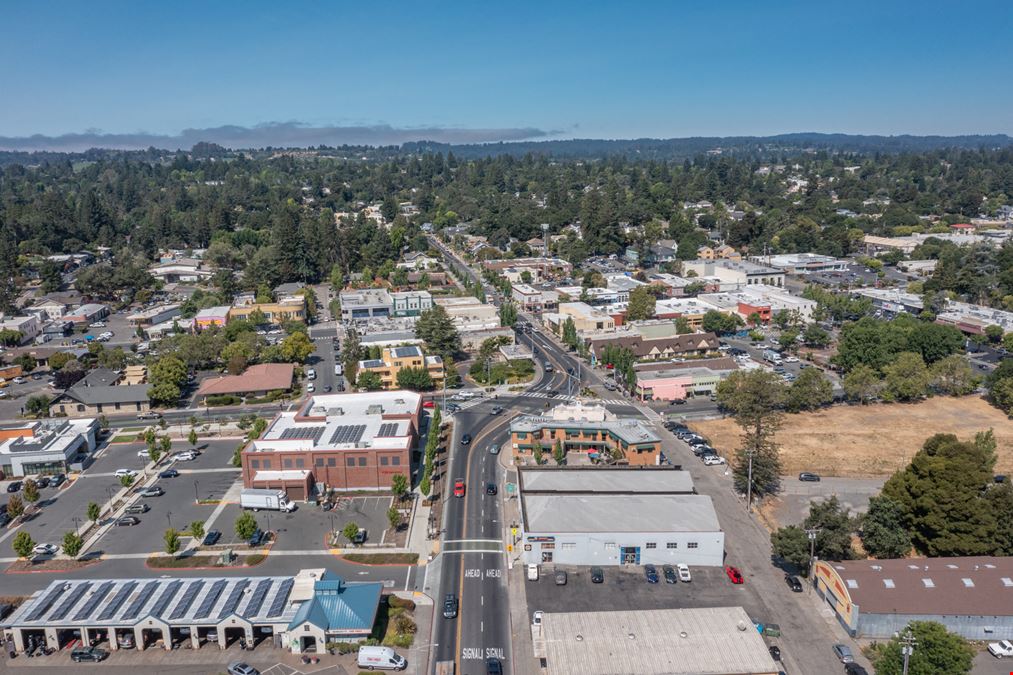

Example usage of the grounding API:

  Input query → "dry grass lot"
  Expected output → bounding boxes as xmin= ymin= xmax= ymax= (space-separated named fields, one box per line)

xmin=691 ymin=396 xmax=1013 ymax=478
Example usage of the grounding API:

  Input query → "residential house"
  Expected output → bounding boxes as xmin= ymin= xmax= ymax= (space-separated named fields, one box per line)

xmin=50 ymin=368 xmax=152 ymax=417
xmin=195 ymin=363 xmax=295 ymax=404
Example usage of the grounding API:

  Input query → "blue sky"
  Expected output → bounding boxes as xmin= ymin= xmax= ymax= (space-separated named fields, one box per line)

xmin=1 ymin=0 xmax=1011 ymax=147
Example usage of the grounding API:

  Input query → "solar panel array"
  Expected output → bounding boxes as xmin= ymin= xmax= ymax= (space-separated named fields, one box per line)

xmin=242 ymin=579 xmax=273 ymax=618
xmin=392 ymin=346 xmax=420 ymax=359
xmin=377 ymin=422 xmax=399 ymax=437
xmin=266 ymin=578 xmax=294 ymax=617
xmin=217 ymin=579 xmax=250 ymax=620
xmin=329 ymin=424 xmax=366 ymax=445
xmin=97 ymin=581 xmax=137 ymax=621
xmin=48 ymin=582 xmax=91 ymax=622
xmin=27 ymin=585 xmax=67 ymax=621
xmin=73 ymin=582 xmax=114 ymax=622
xmin=149 ymin=580 xmax=182 ymax=618
xmin=121 ymin=580 xmax=159 ymax=621
xmin=279 ymin=426 xmax=325 ymax=443
xmin=169 ymin=580 xmax=204 ymax=621
xmin=193 ymin=579 xmax=228 ymax=619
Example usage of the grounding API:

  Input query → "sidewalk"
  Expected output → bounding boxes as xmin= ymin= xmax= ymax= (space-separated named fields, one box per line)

xmin=499 ymin=455 xmax=538 ymax=675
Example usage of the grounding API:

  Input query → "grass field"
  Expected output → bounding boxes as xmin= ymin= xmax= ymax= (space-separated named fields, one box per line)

xmin=690 ymin=396 xmax=1013 ymax=478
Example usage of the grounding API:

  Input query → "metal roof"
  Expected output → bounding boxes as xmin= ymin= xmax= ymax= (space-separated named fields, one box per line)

xmin=523 ymin=494 xmax=721 ymax=534
xmin=519 ymin=468 xmax=695 ymax=495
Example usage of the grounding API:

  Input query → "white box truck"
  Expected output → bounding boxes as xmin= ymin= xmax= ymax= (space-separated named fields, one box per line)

xmin=240 ymin=488 xmax=295 ymax=512
xmin=358 ymin=645 xmax=407 ymax=671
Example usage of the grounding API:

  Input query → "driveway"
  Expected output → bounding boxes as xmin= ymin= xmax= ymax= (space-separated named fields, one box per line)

xmin=773 ymin=476 xmax=886 ymax=526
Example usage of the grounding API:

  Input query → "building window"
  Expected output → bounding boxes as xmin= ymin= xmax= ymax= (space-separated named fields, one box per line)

xmin=358 ymin=457 xmax=366 ymax=467
xmin=391 ymin=456 xmax=400 ymax=466
xmin=666 ymin=542 xmax=677 ymax=549
xmin=283 ymin=458 xmax=292 ymax=468
xmin=315 ymin=458 xmax=324 ymax=467
xmin=604 ymin=542 xmax=616 ymax=550
xmin=327 ymin=458 xmax=336 ymax=467
xmin=645 ymin=542 xmax=656 ymax=549
xmin=687 ymin=542 xmax=698 ymax=549
xmin=262 ymin=459 xmax=271 ymax=469
xmin=541 ymin=543 xmax=555 ymax=550
xmin=346 ymin=457 xmax=355 ymax=467
xmin=77 ymin=404 xmax=85 ymax=412
xmin=251 ymin=459 xmax=260 ymax=469
xmin=380 ymin=457 xmax=389 ymax=466
xmin=295 ymin=458 xmax=304 ymax=468
xmin=561 ymin=542 xmax=576 ymax=550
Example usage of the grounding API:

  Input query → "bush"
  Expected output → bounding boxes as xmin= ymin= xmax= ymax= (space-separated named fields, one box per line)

xmin=205 ymin=394 xmax=242 ymax=407
xmin=388 ymin=596 xmax=416 ymax=611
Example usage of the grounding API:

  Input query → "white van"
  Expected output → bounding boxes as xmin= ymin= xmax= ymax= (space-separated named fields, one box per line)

xmin=306 ymin=368 xmax=316 ymax=380
xmin=357 ymin=645 xmax=407 ymax=671
xmin=527 ymin=563 xmax=539 ymax=581
xmin=334 ymin=364 xmax=343 ymax=376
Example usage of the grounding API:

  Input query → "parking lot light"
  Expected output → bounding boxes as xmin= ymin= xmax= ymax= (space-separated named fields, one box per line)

xmin=194 ymin=480 xmax=199 ymax=504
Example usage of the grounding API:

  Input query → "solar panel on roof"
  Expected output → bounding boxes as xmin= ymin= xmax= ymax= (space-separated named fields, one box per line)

xmin=279 ymin=426 xmax=325 ymax=442
xmin=393 ymin=346 xmax=419 ymax=358
xmin=193 ymin=579 xmax=228 ymax=620
xmin=48 ymin=582 xmax=91 ymax=622
xmin=149 ymin=580 xmax=182 ymax=618
xmin=73 ymin=581 xmax=114 ymax=622
xmin=329 ymin=424 xmax=366 ymax=445
xmin=169 ymin=580 xmax=204 ymax=620
xmin=97 ymin=581 xmax=137 ymax=621
xmin=121 ymin=580 xmax=159 ymax=621
xmin=242 ymin=579 xmax=273 ymax=618
xmin=266 ymin=578 xmax=294 ymax=617
xmin=377 ymin=422 xmax=398 ymax=437
xmin=217 ymin=579 xmax=250 ymax=620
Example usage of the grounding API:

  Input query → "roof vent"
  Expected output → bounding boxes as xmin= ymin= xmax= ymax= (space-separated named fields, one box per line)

xmin=575 ymin=635 xmax=583 ymax=642
xmin=627 ymin=633 xmax=636 ymax=640
xmin=962 ymin=578 xmax=974 ymax=588
xmin=922 ymin=578 xmax=935 ymax=588
xmin=883 ymin=579 xmax=895 ymax=589
xmin=679 ymin=631 xmax=688 ymax=639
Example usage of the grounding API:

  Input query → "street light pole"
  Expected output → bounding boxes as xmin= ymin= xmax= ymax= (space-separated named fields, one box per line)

xmin=193 ymin=480 xmax=199 ymax=504
xmin=166 ymin=511 xmax=173 ymax=531
xmin=745 ymin=448 xmax=754 ymax=513
xmin=805 ymin=527 xmax=820 ymax=583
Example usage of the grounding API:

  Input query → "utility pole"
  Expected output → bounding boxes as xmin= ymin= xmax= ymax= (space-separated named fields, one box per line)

xmin=745 ymin=448 xmax=754 ymax=513
xmin=901 ymin=630 xmax=916 ymax=675
xmin=805 ymin=527 xmax=820 ymax=583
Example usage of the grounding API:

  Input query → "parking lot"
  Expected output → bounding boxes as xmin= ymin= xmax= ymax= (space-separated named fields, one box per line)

xmin=773 ymin=476 xmax=885 ymax=526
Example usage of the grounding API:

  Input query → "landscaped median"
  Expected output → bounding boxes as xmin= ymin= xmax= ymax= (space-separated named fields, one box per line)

xmin=339 ymin=552 xmax=419 ymax=565
xmin=145 ymin=552 xmax=268 ymax=569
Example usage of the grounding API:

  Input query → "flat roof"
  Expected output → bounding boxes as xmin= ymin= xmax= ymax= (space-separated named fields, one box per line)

xmin=539 ymin=607 xmax=778 ymax=675
xmin=511 ymin=417 xmax=660 ymax=446
xmin=519 ymin=468 xmax=695 ymax=494
xmin=523 ymin=493 xmax=720 ymax=534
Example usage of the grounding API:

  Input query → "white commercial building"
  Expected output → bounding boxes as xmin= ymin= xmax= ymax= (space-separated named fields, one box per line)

xmin=751 ymin=252 xmax=848 ymax=275
xmin=0 ymin=418 xmax=99 ymax=477
xmin=681 ymin=259 xmax=785 ymax=289
xmin=518 ymin=468 xmax=724 ymax=567
xmin=434 ymin=296 xmax=500 ymax=332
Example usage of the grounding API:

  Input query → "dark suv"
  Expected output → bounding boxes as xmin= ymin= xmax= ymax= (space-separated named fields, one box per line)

xmin=71 ymin=646 xmax=109 ymax=662
xmin=443 ymin=593 xmax=459 ymax=619
xmin=785 ymin=574 xmax=803 ymax=592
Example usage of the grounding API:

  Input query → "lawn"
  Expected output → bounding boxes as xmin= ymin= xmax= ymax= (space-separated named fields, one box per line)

xmin=691 ymin=395 xmax=1013 ymax=478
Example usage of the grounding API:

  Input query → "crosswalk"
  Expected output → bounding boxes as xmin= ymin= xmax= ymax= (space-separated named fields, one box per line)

xmin=518 ymin=391 xmax=631 ymax=406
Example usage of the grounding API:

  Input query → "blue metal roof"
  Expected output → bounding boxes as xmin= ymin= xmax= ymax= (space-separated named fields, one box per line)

xmin=288 ymin=578 xmax=382 ymax=632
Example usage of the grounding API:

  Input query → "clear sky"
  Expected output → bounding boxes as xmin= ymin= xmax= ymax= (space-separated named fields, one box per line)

xmin=1 ymin=0 xmax=1011 ymax=147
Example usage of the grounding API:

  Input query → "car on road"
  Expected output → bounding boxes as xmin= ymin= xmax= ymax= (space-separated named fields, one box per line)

xmin=116 ymin=516 xmax=140 ymax=527
xmin=139 ymin=486 xmax=164 ymax=497
xmin=527 ymin=564 xmax=539 ymax=581
xmin=554 ymin=570 xmax=567 ymax=585
xmin=33 ymin=543 xmax=58 ymax=556
xmin=486 ymin=657 xmax=502 ymax=675
xmin=453 ymin=479 xmax=466 ymax=497
xmin=306 ymin=383 xmax=315 ymax=393
xmin=703 ymin=455 xmax=726 ymax=465
xmin=136 ymin=411 xmax=162 ymax=420
xmin=485 ymin=482 xmax=497 ymax=495
xmin=460 ymin=433 xmax=472 ymax=445
xmin=833 ymin=643 xmax=854 ymax=663
xmin=490 ymin=405 xmax=503 ymax=415
xmin=71 ymin=646 xmax=109 ymax=662
xmin=125 ymin=503 xmax=149 ymax=514
xmin=590 ymin=566 xmax=604 ymax=583
xmin=6 ymin=481 xmax=21 ymax=493
xmin=769 ymin=645 xmax=781 ymax=661
xmin=783 ymin=355 xmax=799 ymax=363
xmin=158 ymin=469 xmax=179 ymax=478
xmin=445 ymin=403 xmax=460 ymax=412
xmin=676 ymin=563 xmax=692 ymax=582
xmin=138 ymin=449 xmax=153 ymax=458
xmin=546 ymin=389 xmax=559 ymax=397
xmin=442 ymin=594 xmax=459 ymax=619
xmin=644 ymin=564 xmax=659 ymax=583
xmin=988 ymin=640 xmax=1013 ymax=658
xmin=227 ymin=663 xmax=261 ymax=675
xmin=662 ymin=565 xmax=677 ymax=584
xmin=725 ymin=565 xmax=744 ymax=584
xmin=203 ymin=530 xmax=222 ymax=546
xmin=322 ymin=385 xmax=332 ymax=392
xmin=799 ymin=472 xmax=821 ymax=482
xmin=488 ymin=443 xmax=500 ymax=455
xmin=11 ymin=376 xmax=25 ymax=384
xmin=531 ymin=610 xmax=543 ymax=627
xmin=785 ymin=574 xmax=803 ymax=592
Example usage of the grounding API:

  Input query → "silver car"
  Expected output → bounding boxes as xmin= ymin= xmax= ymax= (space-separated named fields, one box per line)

xmin=227 ymin=663 xmax=261 ymax=675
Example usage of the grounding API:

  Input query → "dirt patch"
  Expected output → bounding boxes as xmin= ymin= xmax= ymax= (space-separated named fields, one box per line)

xmin=6 ymin=558 xmax=101 ymax=574
xmin=145 ymin=553 xmax=266 ymax=569
xmin=691 ymin=396 xmax=1013 ymax=478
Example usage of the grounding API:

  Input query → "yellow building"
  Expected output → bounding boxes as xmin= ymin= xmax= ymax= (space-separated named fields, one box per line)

xmin=358 ymin=346 xmax=445 ymax=389
xmin=227 ymin=295 xmax=307 ymax=324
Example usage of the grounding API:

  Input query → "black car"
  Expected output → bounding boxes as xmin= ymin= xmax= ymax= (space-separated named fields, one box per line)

xmin=590 ymin=566 xmax=604 ymax=583
xmin=6 ymin=481 xmax=22 ymax=493
xmin=248 ymin=529 xmax=264 ymax=547
xmin=644 ymin=564 xmax=659 ymax=584
xmin=158 ymin=469 xmax=179 ymax=478
xmin=485 ymin=482 xmax=497 ymax=495
xmin=443 ymin=593 xmax=459 ymax=619
xmin=460 ymin=434 xmax=472 ymax=445
xmin=115 ymin=516 xmax=140 ymax=526
xmin=71 ymin=646 xmax=109 ymax=662
xmin=35 ymin=476 xmax=51 ymax=489
xmin=662 ymin=565 xmax=677 ymax=584
xmin=50 ymin=474 xmax=66 ymax=488
xmin=486 ymin=657 xmax=502 ymax=675
xmin=323 ymin=385 xmax=332 ymax=392
xmin=844 ymin=664 xmax=870 ymax=675
xmin=203 ymin=530 xmax=222 ymax=546
xmin=798 ymin=472 xmax=821 ymax=482
xmin=769 ymin=645 xmax=781 ymax=661
xmin=785 ymin=574 xmax=803 ymax=592
xmin=546 ymin=390 xmax=560 ymax=397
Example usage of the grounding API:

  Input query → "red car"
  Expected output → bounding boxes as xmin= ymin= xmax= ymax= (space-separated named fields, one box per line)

xmin=453 ymin=479 xmax=466 ymax=498
xmin=423 ymin=400 xmax=436 ymax=408
xmin=725 ymin=565 xmax=744 ymax=584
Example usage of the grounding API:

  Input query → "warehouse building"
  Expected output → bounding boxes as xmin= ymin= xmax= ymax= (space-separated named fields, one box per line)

xmin=518 ymin=467 xmax=724 ymax=567
xmin=533 ymin=607 xmax=779 ymax=675
xmin=814 ymin=557 xmax=1013 ymax=639
xmin=0 ymin=569 xmax=381 ymax=655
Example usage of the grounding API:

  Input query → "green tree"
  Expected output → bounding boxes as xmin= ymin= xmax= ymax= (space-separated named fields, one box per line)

xmin=872 ymin=621 xmax=973 ymax=675
xmin=62 ymin=531 xmax=83 ymax=558
xmin=785 ymin=367 xmax=833 ymax=412
xmin=701 ymin=310 xmax=741 ymax=335
xmin=7 ymin=494 xmax=24 ymax=520
xmin=120 ymin=473 xmax=135 ymax=488
xmin=561 ymin=316 xmax=578 ymax=349
xmin=396 ymin=366 xmax=434 ymax=391
xmin=843 ymin=363 xmax=882 ymax=403
xmin=984 ymin=324 xmax=1004 ymax=344
xmin=189 ymin=520 xmax=205 ymax=542
xmin=342 ymin=521 xmax=361 ymax=544
xmin=770 ymin=525 xmax=810 ymax=572
xmin=25 ymin=395 xmax=50 ymax=417
xmin=391 ymin=474 xmax=409 ymax=501
xmin=860 ymin=495 xmax=913 ymax=559
xmin=343 ymin=326 xmax=361 ymax=386
xmin=415 ymin=305 xmax=461 ymax=358
xmin=882 ymin=351 xmax=931 ymax=401
xmin=146 ymin=442 xmax=161 ymax=464
xmin=499 ymin=301 xmax=517 ymax=327
xmin=22 ymin=479 xmax=39 ymax=505
xmin=86 ymin=501 xmax=101 ymax=523
xmin=802 ymin=323 xmax=831 ymax=348
xmin=772 ymin=496 xmax=855 ymax=573
xmin=674 ymin=316 xmax=692 ymax=334
xmin=163 ymin=528 xmax=181 ymax=556
xmin=626 ymin=286 xmax=656 ymax=321
xmin=387 ymin=506 xmax=402 ymax=531
xmin=159 ymin=434 xmax=172 ymax=457
xmin=552 ymin=439 xmax=566 ymax=465
xmin=12 ymin=531 xmax=34 ymax=559
xmin=930 ymin=354 xmax=979 ymax=396
xmin=716 ymin=370 xmax=786 ymax=502
xmin=188 ymin=427 xmax=199 ymax=448
xmin=231 ymin=442 xmax=244 ymax=467
xmin=234 ymin=511 xmax=258 ymax=540
xmin=419 ymin=473 xmax=431 ymax=498
xmin=356 ymin=370 xmax=384 ymax=391
xmin=279 ymin=331 xmax=315 ymax=363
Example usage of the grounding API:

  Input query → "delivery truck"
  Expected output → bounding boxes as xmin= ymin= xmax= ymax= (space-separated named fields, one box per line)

xmin=240 ymin=488 xmax=296 ymax=512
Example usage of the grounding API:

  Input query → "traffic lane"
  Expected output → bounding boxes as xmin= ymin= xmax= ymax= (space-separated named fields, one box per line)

xmin=458 ymin=550 xmax=510 ymax=674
